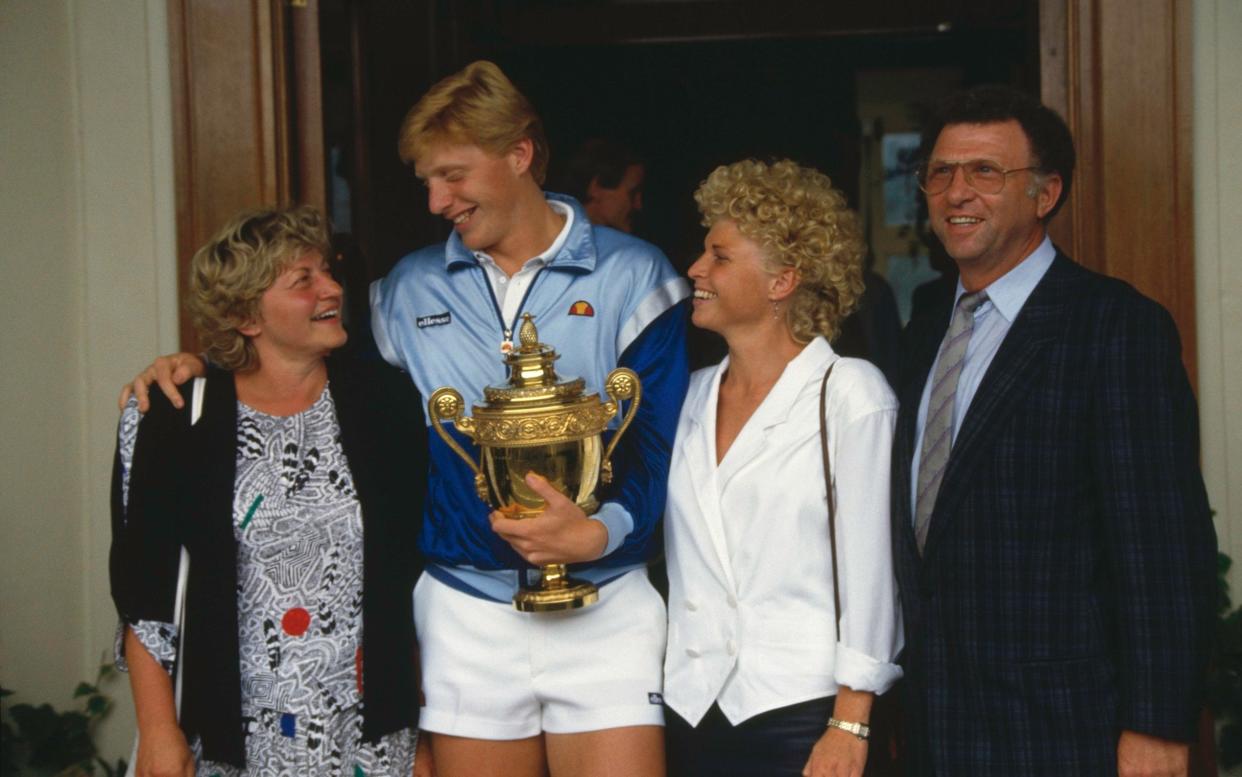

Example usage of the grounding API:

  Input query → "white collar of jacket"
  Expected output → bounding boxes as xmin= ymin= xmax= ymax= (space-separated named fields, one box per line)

xmin=684 ymin=336 xmax=837 ymax=459
xmin=676 ymin=336 xmax=838 ymax=585
xmin=443 ymin=193 xmax=596 ymax=273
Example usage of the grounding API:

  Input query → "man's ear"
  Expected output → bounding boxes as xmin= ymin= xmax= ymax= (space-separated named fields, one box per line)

xmin=769 ymin=266 xmax=800 ymax=302
xmin=508 ymin=138 xmax=535 ymax=176
xmin=1034 ymin=172 xmax=1063 ymax=220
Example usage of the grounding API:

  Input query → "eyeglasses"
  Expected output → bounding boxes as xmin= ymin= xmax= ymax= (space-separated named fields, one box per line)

xmin=917 ymin=160 xmax=1040 ymax=195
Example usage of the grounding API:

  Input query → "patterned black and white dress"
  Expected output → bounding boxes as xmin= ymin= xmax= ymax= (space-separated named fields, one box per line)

xmin=116 ymin=387 xmax=416 ymax=777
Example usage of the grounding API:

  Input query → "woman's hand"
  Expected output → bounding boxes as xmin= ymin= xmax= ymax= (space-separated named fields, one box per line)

xmin=803 ymin=726 xmax=868 ymax=777
xmin=489 ymin=473 xmax=608 ymax=565
xmin=118 ymin=352 xmax=207 ymax=412
xmin=804 ymin=686 xmax=873 ymax=777
xmin=135 ymin=720 xmax=194 ymax=777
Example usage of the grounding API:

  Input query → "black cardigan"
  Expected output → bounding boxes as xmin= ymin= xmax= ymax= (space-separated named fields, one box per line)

xmin=110 ymin=356 xmax=427 ymax=765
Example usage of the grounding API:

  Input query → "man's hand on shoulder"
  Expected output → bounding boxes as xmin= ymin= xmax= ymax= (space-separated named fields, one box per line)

xmin=1117 ymin=730 xmax=1189 ymax=777
xmin=117 ymin=352 xmax=206 ymax=412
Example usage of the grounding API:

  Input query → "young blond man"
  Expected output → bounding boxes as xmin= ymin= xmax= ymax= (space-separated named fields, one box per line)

xmin=124 ymin=61 xmax=689 ymax=777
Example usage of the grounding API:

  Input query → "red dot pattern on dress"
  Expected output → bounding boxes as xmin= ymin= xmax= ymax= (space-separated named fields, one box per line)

xmin=281 ymin=606 xmax=311 ymax=636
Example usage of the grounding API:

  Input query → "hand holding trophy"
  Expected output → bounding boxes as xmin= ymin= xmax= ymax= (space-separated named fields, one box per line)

xmin=428 ymin=314 xmax=641 ymax=611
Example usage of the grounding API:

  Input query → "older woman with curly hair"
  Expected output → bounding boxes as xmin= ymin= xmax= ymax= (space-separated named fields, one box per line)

xmin=110 ymin=206 xmax=428 ymax=776
xmin=662 ymin=160 xmax=903 ymax=777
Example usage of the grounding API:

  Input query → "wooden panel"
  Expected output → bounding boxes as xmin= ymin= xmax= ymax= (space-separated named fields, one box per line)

xmin=1040 ymin=0 xmax=1196 ymax=388
xmin=168 ymin=0 xmax=324 ymax=349
xmin=291 ymin=1 xmax=326 ymax=213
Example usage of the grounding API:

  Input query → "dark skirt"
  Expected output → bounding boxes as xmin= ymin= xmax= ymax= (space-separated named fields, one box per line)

xmin=665 ymin=697 xmax=834 ymax=777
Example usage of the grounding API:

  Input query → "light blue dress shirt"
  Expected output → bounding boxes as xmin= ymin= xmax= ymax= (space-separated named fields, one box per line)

xmin=910 ymin=236 xmax=1057 ymax=518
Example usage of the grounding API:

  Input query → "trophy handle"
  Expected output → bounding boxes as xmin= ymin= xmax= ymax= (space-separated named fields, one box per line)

xmin=599 ymin=367 xmax=641 ymax=485
xmin=427 ymin=387 xmax=490 ymax=504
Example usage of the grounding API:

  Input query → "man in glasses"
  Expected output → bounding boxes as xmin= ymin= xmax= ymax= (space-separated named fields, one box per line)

xmin=890 ymin=85 xmax=1214 ymax=777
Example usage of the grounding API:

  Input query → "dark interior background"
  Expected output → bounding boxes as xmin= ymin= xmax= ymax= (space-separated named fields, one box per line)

xmin=318 ymin=0 xmax=1037 ymax=363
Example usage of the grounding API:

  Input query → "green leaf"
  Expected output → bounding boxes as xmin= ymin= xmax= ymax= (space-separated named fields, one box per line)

xmin=2 ymin=719 xmax=25 ymax=776
xmin=10 ymin=702 xmax=61 ymax=744
xmin=73 ymin=683 xmax=97 ymax=699
xmin=86 ymin=695 xmax=110 ymax=717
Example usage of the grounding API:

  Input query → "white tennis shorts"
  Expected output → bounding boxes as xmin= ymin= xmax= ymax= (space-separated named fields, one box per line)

xmin=414 ymin=568 xmax=667 ymax=739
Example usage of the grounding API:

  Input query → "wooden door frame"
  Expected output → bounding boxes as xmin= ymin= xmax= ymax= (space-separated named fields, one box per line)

xmin=1040 ymin=0 xmax=1196 ymax=386
xmin=167 ymin=0 xmax=324 ymax=350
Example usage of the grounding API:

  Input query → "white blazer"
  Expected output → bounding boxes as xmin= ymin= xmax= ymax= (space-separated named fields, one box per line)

xmin=663 ymin=337 xmax=904 ymax=726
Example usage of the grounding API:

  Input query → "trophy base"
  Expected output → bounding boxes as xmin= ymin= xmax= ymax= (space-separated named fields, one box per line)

xmin=513 ymin=563 xmax=599 ymax=612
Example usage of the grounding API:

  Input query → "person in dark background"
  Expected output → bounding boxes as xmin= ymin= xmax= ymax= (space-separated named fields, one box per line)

xmin=891 ymin=84 xmax=1215 ymax=777
xmin=906 ymin=241 xmax=958 ymax=328
xmin=834 ymin=264 xmax=903 ymax=388
xmin=559 ymin=137 xmax=647 ymax=234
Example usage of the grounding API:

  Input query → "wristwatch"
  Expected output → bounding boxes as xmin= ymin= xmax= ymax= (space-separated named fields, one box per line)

xmin=827 ymin=717 xmax=871 ymax=741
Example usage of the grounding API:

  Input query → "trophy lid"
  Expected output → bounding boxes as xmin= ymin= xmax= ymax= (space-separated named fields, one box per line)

xmin=482 ymin=314 xmax=586 ymax=405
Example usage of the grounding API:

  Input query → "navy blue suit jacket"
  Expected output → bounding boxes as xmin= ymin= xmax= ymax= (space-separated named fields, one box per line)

xmin=892 ymin=252 xmax=1216 ymax=776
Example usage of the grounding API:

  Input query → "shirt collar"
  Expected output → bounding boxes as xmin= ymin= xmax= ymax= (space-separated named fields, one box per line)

xmin=445 ymin=195 xmax=595 ymax=272
xmin=954 ymin=234 xmax=1056 ymax=323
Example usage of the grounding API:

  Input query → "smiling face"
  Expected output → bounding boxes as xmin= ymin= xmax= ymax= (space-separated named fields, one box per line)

xmin=687 ymin=219 xmax=788 ymax=339
xmin=242 ymin=251 xmax=346 ymax=367
xmin=926 ymin=120 xmax=1062 ymax=289
xmin=414 ymin=139 xmax=530 ymax=256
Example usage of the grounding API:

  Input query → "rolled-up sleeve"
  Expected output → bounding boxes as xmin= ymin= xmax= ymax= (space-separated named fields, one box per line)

xmin=114 ymin=619 xmax=179 ymax=675
xmin=832 ymin=406 xmax=904 ymax=695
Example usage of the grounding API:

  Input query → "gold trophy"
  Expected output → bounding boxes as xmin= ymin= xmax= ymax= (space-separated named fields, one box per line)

xmin=427 ymin=313 xmax=641 ymax=612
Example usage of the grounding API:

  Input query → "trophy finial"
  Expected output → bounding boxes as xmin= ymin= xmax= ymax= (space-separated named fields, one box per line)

xmin=519 ymin=313 xmax=540 ymax=351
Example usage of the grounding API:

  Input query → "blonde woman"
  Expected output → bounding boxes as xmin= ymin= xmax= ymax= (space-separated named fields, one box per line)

xmin=110 ymin=207 xmax=428 ymax=776
xmin=663 ymin=160 xmax=903 ymax=777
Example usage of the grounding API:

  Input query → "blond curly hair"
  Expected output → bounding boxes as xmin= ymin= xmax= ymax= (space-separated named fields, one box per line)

xmin=694 ymin=159 xmax=864 ymax=343
xmin=187 ymin=206 xmax=331 ymax=372
xmin=398 ymin=60 xmax=549 ymax=185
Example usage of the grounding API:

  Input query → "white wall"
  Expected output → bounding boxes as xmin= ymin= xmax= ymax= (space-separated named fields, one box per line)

xmin=1 ymin=0 xmax=86 ymax=715
xmin=1195 ymin=0 xmax=1242 ymax=595
xmin=0 ymin=0 xmax=177 ymax=763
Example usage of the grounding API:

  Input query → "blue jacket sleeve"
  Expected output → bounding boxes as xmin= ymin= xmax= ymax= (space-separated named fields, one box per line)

xmin=590 ymin=300 xmax=690 ymax=565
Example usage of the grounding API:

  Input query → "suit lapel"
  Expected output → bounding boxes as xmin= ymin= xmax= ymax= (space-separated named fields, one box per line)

xmin=922 ymin=254 xmax=1078 ymax=557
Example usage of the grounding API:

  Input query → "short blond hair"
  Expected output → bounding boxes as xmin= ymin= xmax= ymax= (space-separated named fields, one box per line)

xmin=398 ymin=61 xmax=549 ymax=184
xmin=694 ymin=159 xmax=864 ymax=343
xmin=187 ymin=206 xmax=331 ymax=371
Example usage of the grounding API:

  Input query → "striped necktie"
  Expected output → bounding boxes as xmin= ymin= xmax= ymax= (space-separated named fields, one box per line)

xmin=915 ymin=290 xmax=988 ymax=554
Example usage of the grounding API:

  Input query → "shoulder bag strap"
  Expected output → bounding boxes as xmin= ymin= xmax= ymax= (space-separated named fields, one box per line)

xmin=819 ymin=364 xmax=842 ymax=643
